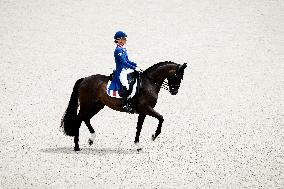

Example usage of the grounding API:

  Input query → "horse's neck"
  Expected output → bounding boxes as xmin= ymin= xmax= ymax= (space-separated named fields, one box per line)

xmin=148 ymin=64 xmax=176 ymax=85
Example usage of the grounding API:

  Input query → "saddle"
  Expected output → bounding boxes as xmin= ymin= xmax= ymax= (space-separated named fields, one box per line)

xmin=109 ymin=70 xmax=142 ymax=98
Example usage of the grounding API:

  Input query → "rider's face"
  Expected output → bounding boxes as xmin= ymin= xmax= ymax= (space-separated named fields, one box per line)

xmin=118 ymin=37 xmax=127 ymax=46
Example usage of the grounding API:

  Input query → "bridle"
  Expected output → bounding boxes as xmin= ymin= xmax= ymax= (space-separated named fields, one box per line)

xmin=142 ymin=64 xmax=183 ymax=91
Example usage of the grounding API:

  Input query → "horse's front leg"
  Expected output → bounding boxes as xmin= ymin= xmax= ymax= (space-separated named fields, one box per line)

xmin=145 ymin=106 xmax=164 ymax=141
xmin=135 ymin=114 xmax=146 ymax=151
xmin=152 ymin=114 xmax=164 ymax=141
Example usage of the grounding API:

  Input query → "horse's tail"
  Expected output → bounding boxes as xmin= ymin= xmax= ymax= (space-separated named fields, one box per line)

xmin=60 ymin=78 xmax=84 ymax=136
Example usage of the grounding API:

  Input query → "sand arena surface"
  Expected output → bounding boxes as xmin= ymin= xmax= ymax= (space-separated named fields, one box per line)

xmin=0 ymin=0 xmax=283 ymax=188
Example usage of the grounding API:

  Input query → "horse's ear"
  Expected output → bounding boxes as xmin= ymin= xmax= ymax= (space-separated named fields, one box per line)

xmin=181 ymin=63 xmax=187 ymax=70
xmin=178 ymin=63 xmax=187 ymax=73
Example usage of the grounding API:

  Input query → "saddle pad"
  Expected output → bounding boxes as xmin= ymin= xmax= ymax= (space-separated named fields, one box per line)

xmin=106 ymin=81 xmax=137 ymax=99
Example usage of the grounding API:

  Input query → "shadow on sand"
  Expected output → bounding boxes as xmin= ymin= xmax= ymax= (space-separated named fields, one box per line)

xmin=40 ymin=147 xmax=142 ymax=155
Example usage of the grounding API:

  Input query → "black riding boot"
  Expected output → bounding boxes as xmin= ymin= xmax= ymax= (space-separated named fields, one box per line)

xmin=122 ymin=86 xmax=134 ymax=113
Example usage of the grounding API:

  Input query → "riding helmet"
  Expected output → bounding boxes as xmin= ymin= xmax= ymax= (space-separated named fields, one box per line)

xmin=114 ymin=31 xmax=127 ymax=40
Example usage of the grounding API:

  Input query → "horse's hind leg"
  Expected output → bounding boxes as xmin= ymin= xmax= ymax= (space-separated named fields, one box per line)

xmin=74 ymin=120 xmax=82 ymax=151
xmin=74 ymin=109 xmax=90 ymax=151
xmin=83 ymin=102 xmax=105 ymax=146
xmin=85 ymin=119 xmax=95 ymax=145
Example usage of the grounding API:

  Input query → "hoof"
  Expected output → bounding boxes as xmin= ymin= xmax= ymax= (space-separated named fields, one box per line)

xmin=152 ymin=134 xmax=156 ymax=141
xmin=74 ymin=146 xmax=81 ymax=151
xmin=88 ymin=139 xmax=94 ymax=146
xmin=135 ymin=142 xmax=142 ymax=152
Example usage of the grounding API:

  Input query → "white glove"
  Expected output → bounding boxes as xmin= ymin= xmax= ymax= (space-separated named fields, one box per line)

xmin=136 ymin=66 xmax=143 ymax=72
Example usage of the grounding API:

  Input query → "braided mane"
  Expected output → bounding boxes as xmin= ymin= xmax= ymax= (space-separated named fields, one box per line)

xmin=144 ymin=61 xmax=177 ymax=74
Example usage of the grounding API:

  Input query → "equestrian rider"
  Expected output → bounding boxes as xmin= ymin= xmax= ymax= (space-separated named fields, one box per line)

xmin=113 ymin=31 xmax=140 ymax=112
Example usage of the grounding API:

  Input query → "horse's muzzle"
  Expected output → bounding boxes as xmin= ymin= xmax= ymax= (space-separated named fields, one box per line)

xmin=170 ymin=90 xmax=178 ymax=95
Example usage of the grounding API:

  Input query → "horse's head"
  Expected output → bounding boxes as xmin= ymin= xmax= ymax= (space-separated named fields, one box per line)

xmin=167 ymin=63 xmax=187 ymax=95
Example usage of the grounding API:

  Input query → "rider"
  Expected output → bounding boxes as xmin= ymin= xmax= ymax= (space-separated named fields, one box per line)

xmin=113 ymin=31 xmax=140 ymax=112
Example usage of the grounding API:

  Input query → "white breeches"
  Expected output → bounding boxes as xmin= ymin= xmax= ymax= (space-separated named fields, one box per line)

xmin=119 ymin=68 xmax=134 ymax=90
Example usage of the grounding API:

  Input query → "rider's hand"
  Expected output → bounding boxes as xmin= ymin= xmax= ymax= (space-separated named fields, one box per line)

xmin=135 ymin=66 xmax=143 ymax=72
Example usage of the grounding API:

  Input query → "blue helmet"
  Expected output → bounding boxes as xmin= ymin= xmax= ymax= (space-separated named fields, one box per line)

xmin=114 ymin=31 xmax=127 ymax=40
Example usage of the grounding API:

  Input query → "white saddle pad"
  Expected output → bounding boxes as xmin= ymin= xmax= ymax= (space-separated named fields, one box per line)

xmin=106 ymin=81 xmax=137 ymax=99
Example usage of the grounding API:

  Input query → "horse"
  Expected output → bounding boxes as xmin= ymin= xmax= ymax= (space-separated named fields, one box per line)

xmin=60 ymin=61 xmax=187 ymax=151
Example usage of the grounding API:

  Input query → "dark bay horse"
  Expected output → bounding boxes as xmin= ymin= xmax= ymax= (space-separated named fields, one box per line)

xmin=61 ymin=61 xmax=187 ymax=151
